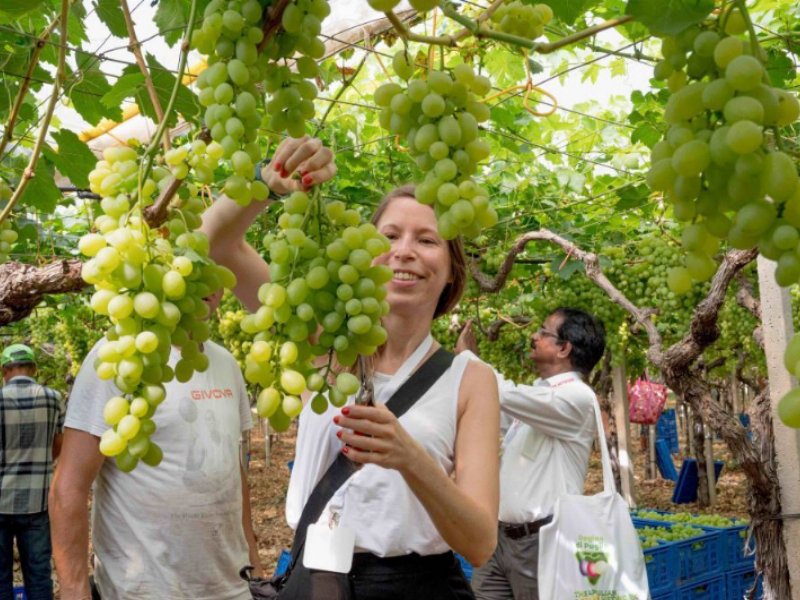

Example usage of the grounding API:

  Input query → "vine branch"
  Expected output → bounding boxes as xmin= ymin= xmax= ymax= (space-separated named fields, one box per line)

xmin=0 ymin=0 xmax=70 ymax=227
xmin=0 ymin=259 xmax=85 ymax=326
xmin=257 ymin=0 xmax=293 ymax=52
xmin=469 ymin=227 xmax=663 ymax=361
xmin=386 ymin=6 xmax=632 ymax=54
xmin=0 ymin=17 xmax=60 ymax=160
xmin=139 ymin=0 xmax=198 ymax=194
xmin=121 ymin=0 xmax=170 ymax=153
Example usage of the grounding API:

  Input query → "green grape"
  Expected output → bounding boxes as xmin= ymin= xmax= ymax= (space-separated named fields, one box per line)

xmin=726 ymin=120 xmax=763 ymax=154
xmin=667 ymin=266 xmax=692 ymax=294
xmin=725 ymin=55 xmax=764 ymax=92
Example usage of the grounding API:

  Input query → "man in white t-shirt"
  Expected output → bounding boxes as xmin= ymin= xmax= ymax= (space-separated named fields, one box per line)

xmin=457 ymin=307 xmax=606 ymax=600
xmin=49 ymin=328 xmax=262 ymax=600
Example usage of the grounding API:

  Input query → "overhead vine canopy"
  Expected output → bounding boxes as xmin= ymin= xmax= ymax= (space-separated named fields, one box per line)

xmin=0 ymin=0 xmax=798 ymax=444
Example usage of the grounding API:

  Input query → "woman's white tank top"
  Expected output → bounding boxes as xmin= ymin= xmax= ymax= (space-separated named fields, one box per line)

xmin=285 ymin=351 xmax=471 ymax=557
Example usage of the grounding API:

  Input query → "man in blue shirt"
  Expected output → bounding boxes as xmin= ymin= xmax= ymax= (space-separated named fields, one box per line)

xmin=0 ymin=344 xmax=65 ymax=600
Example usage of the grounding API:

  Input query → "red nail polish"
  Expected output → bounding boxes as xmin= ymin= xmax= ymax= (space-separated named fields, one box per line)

xmin=273 ymin=162 xmax=281 ymax=171
xmin=300 ymin=170 xmax=308 ymax=176
xmin=341 ymin=407 xmax=350 ymax=416
xmin=336 ymin=430 xmax=342 ymax=438
xmin=302 ymin=175 xmax=313 ymax=186
xmin=333 ymin=416 xmax=340 ymax=424
xmin=342 ymin=446 xmax=349 ymax=454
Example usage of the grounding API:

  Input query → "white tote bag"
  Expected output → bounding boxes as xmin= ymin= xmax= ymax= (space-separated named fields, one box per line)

xmin=538 ymin=399 xmax=650 ymax=600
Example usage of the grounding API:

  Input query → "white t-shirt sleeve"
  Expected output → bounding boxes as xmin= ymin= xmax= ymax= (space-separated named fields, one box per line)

xmin=65 ymin=342 xmax=118 ymax=438
xmin=235 ymin=361 xmax=252 ymax=433
xmin=498 ymin=379 xmax=595 ymax=441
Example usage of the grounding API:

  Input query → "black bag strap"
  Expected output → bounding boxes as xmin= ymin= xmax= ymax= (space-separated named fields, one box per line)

xmin=287 ymin=346 xmax=455 ymax=568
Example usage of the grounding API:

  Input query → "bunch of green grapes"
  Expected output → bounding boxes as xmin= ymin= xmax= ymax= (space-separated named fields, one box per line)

xmin=260 ymin=0 xmax=329 ymax=137
xmin=638 ymin=524 xmax=704 ymax=549
xmin=366 ymin=0 xmax=439 ymax=13
xmin=80 ymin=145 xmax=236 ymax=471
xmin=0 ymin=219 xmax=18 ymax=263
xmin=780 ymin=340 xmax=800 ymax=428
xmin=241 ymin=191 xmax=392 ymax=431
xmin=647 ymin=15 xmax=800 ymax=296
xmin=375 ymin=60 xmax=497 ymax=239
xmin=489 ymin=1 xmax=553 ymax=39
xmin=0 ymin=177 xmax=14 ymax=263
xmin=191 ymin=0 xmax=270 ymax=204
xmin=216 ymin=305 xmax=249 ymax=367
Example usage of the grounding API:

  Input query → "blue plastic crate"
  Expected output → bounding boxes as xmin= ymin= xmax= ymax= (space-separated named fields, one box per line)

xmin=637 ymin=520 xmax=724 ymax=588
xmin=633 ymin=509 xmax=753 ymax=571
xmin=675 ymin=574 xmax=726 ymax=600
xmin=656 ymin=439 xmax=679 ymax=481
xmin=672 ymin=459 xmax=724 ymax=504
xmin=653 ymin=590 xmax=676 ymax=600
xmin=702 ymin=523 xmax=752 ymax=570
xmin=455 ymin=553 xmax=473 ymax=581
xmin=673 ymin=530 xmax=724 ymax=582
xmin=642 ymin=539 xmax=677 ymax=595
xmin=13 ymin=587 xmax=26 ymax=600
xmin=726 ymin=564 xmax=763 ymax=599
xmin=275 ymin=548 xmax=292 ymax=576
xmin=657 ymin=409 xmax=679 ymax=454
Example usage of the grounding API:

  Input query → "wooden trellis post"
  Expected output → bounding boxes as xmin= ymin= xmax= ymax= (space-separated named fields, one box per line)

xmin=611 ymin=363 xmax=636 ymax=507
xmin=757 ymin=256 xmax=800 ymax=599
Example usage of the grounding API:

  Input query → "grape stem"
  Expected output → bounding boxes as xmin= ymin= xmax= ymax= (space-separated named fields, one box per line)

xmin=313 ymin=52 xmax=369 ymax=136
xmin=0 ymin=0 xmax=71 ymax=228
xmin=138 ymin=0 xmax=198 ymax=205
xmin=257 ymin=0 xmax=293 ymax=53
xmin=121 ymin=0 xmax=170 ymax=153
xmin=0 ymin=16 xmax=61 ymax=161
xmin=734 ymin=0 xmax=761 ymax=58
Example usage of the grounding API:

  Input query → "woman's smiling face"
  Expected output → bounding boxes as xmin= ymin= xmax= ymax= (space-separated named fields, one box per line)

xmin=372 ymin=196 xmax=452 ymax=319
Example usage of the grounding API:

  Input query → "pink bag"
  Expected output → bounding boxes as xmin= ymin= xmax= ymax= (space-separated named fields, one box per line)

xmin=627 ymin=377 xmax=668 ymax=425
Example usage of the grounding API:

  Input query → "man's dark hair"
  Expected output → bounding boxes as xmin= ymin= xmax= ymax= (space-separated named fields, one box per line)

xmin=552 ymin=307 xmax=606 ymax=376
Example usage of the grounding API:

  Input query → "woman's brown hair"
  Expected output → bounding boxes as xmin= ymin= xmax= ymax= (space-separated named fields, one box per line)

xmin=371 ymin=184 xmax=467 ymax=319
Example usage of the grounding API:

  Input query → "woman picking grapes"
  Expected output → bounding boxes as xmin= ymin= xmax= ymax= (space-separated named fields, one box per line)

xmin=202 ymin=136 xmax=499 ymax=599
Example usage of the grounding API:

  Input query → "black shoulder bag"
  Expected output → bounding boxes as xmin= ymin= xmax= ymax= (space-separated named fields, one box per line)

xmin=240 ymin=347 xmax=455 ymax=600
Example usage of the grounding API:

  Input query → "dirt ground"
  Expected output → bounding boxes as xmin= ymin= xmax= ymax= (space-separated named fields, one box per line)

xmin=13 ymin=421 xmax=748 ymax=595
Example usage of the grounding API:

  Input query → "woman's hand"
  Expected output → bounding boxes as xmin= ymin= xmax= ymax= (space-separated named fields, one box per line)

xmin=455 ymin=319 xmax=478 ymax=355
xmin=261 ymin=136 xmax=336 ymax=196
xmin=333 ymin=404 xmax=423 ymax=473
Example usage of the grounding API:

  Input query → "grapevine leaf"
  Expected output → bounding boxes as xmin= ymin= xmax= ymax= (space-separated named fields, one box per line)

xmin=101 ymin=72 xmax=146 ymax=109
xmin=67 ymin=52 xmax=122 ymax=125
xmin=67 ymin=2 xmax=89 ymax=45
xmin=631 ymin=123 xmax=661 ymax=147
xmin=43 ymin=130 xmax=97 ymax=189
xmin=19 ymin=158 xmax=61 ymax=213
xmin=552 ymin=257 xmax=586 ymax=280
xmin=535 ymin=0 xmax=600 ymax=24
xmin=154 ymin=0 xmax=186 ymax=46
xmin=625 ymin=0 xmax=714 ymax=36
xmin=155 ymin=0 xmax=213 ymax=46
xmin=483 ymin=47 xmax=525 ymax=88
xmin=766 ymin=49 xmax=795 ymax=88
xmin=615 ymin=183 xmax=650 ymax=209
xmin=121 ymin=54 xmax=199 ymax=127
xmin=94 ymin=0 xmax=128 ymax=38
xmin=0 ymin=0 xmax=49 ymax=22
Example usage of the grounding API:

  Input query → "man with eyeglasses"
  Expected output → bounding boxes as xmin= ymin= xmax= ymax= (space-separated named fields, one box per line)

xmin=456 ymin=307 xmax=606 ymax=600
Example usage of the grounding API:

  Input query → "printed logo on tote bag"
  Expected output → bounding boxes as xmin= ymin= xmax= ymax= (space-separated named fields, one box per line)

xmin=575 ymin=536 xmax=609 ymax=585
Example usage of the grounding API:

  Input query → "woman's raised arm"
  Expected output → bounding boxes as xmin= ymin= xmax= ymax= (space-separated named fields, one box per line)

xmin=200 ymin=136 xmax=336 ymax=311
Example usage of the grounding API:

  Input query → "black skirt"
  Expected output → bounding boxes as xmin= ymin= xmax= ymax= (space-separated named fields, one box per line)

xmin=279 ymin=551 xmax=475 ymax=600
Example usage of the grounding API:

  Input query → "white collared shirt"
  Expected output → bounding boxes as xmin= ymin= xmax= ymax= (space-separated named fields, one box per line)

xmin=462 ymin=352 xmax=597 ymax=523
